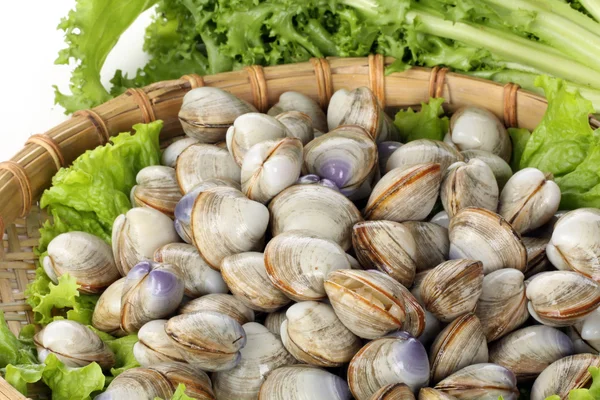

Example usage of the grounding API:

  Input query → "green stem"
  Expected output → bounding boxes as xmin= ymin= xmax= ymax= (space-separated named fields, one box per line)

xmin=526 ymin=0 xmax=600 ymax=36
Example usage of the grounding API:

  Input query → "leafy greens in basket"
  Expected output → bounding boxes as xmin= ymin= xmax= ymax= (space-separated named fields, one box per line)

xmin=56 ymin=0 xmax=600 ymax=113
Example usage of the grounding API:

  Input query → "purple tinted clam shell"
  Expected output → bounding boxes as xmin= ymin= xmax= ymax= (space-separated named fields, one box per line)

xmin=174 ymin=187 xmax=202 ymax=225
xmin=147 ymin=269 xmax=180 ymax=296
xmin=389 ymin=333 xmax=430 ymax=382
xmin=378 ymin=141 xmax=403 ymax=169
xmin=319 ymin=178 xmax=340 ymax=192
xmin=317 ymin=159 xmax=352 ymax=188
xmin=297 ymin=174 xmax=321 ymax=184
xmin=128 ymin=261 xmax=152 ymax=280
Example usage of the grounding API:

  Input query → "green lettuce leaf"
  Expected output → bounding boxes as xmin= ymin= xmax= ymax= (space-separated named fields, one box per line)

xmin=508 ymin=127 xmax=531 ymax=172
xmin=42 ymin=354 xmax=105 ymax=400
xmin=154 ymin=384 xmax=196 ymax=400
xmin=393 ymin=97 xmax=449 ymax=142
xmin=106 ymin=335 xmax=140 ymax=377
xmin=4 ymin=364 xmax=45 ymax=395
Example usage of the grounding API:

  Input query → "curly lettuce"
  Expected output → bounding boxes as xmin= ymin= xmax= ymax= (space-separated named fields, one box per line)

xmin=393 ymin=97 xmax=449 ymax=142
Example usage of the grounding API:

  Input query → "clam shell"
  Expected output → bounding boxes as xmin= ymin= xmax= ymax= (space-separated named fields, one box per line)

xmin=522 ymin=236 xmax=552 ymax=278
xmin=92 ymin=277 xmax=126 ymax=336
xmin=421 ymin=260 xmax=483 ymax=323
xmin=264 ymin=230 xmax=351 ymax=301
xmin=580 ymin=309 xmax=600 ymax=352
xmin=429 ymin=314 xmax=489 ymax=383
xmin=95 ymin=368 xmax=174 ymax=400
xmin=269 ymin=184 xmax=363 ymax=251
xmin=489 ymin=325 xmax=574 ymax=381
xmin=434 ymin=363 xmax=518 ymax=400
xmin=179 ymin=87 xmax=257 ymax=142
xmin=162 ymin=137 xmax=199 ymax=167
xmin=221 ymin=252 xmax=291 ymax=312
xmin=257 ymin=364 xmax=351 ymax=400
xmin=448 ymin=207 xmax=527 ymax=274
xmin=448 ymin=106 xmax=512 ymax=162
xmin=440 ymin=159 xmax=499 ymax=218
xmin=378 ymin=141 xmax=403 ymax=171
xmin=150 ymin=363 xmax=215 ymax=400
xmin=112 ymin=207 xmax=180 ymax=276
xmin=212 ymin=322 xmax=296 ymax=400
xmin=44 ymin=231 xmax=120 ymax=294
xmin=460 ymin=149 xmax=512 ymax=190
xmin=531 ymin=354 xmax=600 ymax=400
xmin=364 ymin=163 xmax=442 ymax=222
xmin=386 ymin=139 xmax=463 ymax=174
xmin=546 ymin=208 xmax=600 ymax=281
xmin=411 ymin=277 xmax=443 ymax=348
xmin=133 ymin=320 xmax=186 ymax=367
xmin=303 ymin=125 xmax=378 ymax=195
xmin=324 ymin=269 xmax=406 ymax=339
xmin=165 ymin=311 xmax=247 ymax=371
xmin=430 ymin=211 xmax=450 ymax=229
xmin=348 ymin=332 xmax=430 ymax=399
xmin=179 ymin=293 xmax=255 ymax=325
xmin=498 ymin=168 xmax=561 ymax=234
xmin=526 ymin=271 xmax=600 ymax=327
xmin=418 ymin=388 xmax=458 ymax=400
xmin=34 ymin=320 xmax=115 ymax=369
xmin=352 ymin=220 xmax=418 ymax=287
xmin=369 ymin=383 xmax=416 ymax=400
xmin=264 ymin=309 xmax=288 ymax=337
xmin=226 ymin=113 xmax=289 ymax=166
xmin=191 ymin=186 xmax=269 ymax=269
xmin=154 ymin=243 xmax=228 ymax=297
xmin=241 ymin=137 xmax=303 ymax=203
xmin=475 ymin=269 xmax=528 ymax=342
xmin=402 ymin=222 xmax=449 ymax=272
xmin=175 ymin=144 xmax=241 ymax=194
xmin=398 ymin=284 xmax=427 ymax=338
xmin=275 ymin=111 xmax=314 ymax=145
xmin=267 ymin=91 xmax=328 ymax=133
xmin=281 ymin=301 xmax=362 ymax=367
xmin=131 ymin=166 xmax=182 ymax=218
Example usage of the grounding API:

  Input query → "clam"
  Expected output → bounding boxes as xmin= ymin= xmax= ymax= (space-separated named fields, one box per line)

xmin=264 ymin=230 xmax=351 ymax=301
xmin=460 ymin=149 xmax=512 ymax=190
xmin=522 ymin=236 xmax=552 ymax=278
xmin=267 ymin=91 xmax=328 ymax=133
xmin=179 ymin=86 xmax=257 ymax=142
xmin=378 ymin=141 xmax=403 ymax=171
xmin=43 ymin=231 xmax=120 ymax=294
xmin=179 ymin=293 xmax=255 ymax=325
xmin=475 ymin=269 xmax=528 ymax=342
xmin=402 ymin=222 xmax=449 ymax=272
xmin=161 ymin=136 xmax=199 ymax=167
xmin=430 ymin=211 xmax=450 ymax=229
xmin=410 ymin=278 xmax=443 ymax=347
xmin=226 ymin=113 xmax=289 ymax=166
xmin=296 ymin=174 xmax=340 ymax=192
xmin=264 ymin=309 xmax=288 ymax=337
xmin=34 ymin=320 xmax=115 ymax=369
xmin=348 ymin=331 xmax=430 ymax=399
xmin=191 ymin=186 xmax=269 ymax=269
xmin=173 ymin=178 xmax=240 ymax=244
xmin=352 ymin=220 xmax=418 ymax=287
xmin=369 ymin=383 xmax=415 ymax=400
xmin=112 ymin=207 xmax=180 ymax=276
xmin=434 ymin=363 xmax=518 ymax=400
xmin=274 ymin=111 xmax=314 ymax=145
xmin=567 ymin=309 xmax=600 ymax=354
xmin=92 ymin=277 xmax=126 ymax=336
xmin=120 ymin=261 xmax=185 ymax=333
xmin=418 ymin=388 xmax=458 ymax=400
xmin=154 ymin=243 xmax=228 ymax=297
xmin=489 ymin=325 xmax=575 ymax=381
xmin=175 ymin=144 xmax=241 ymax=193
xmin=241 ymin=137 xmax=303 ymax=203
xmin=257 ymin=364 xmax=351 ymax=400
xmin=212 ymin=322 xmax=296 ymax=399
xmin=324 ymin=269 xmax=406 ymax=339
xmin=526 ymin=270 xmax=600 ymax=327
xmin=220 ymin=252 xmax=291 ymax=312
xmin=150 ymin=363 xmax=216 ymax=400
xmin=385 ymin=140 xmax=463 ymax=173
xmin=440 ymin=159 xmax=499 ymax=218
xmin=165 ymin=311 xmax=247 ymax=371
xmin=327 ymin=87 xmax=399 ymax=142
xmin=498 ymin=168 xmax=561 ymax=234
xmin=364 ymin=163 xmax=442 ymax=222
xmin=530 ymin=354 xmax=600 ymax=400
xmin=448 ymin=207 xmax=527 ymax=274
xmin=130 ymin=166 xmax=182 ymax=218
xmin=303 ymin=125 xmax=378 ymax=198
xmin=269 ymin=183 xmax=362 ymax=250
xmin=94 ymin=367 xmax=174 ymax=400
xmin=398 ymin=284 xmax=428 ymax=338
xmin=447 ymin=106 xmax=512 ymax=162
xmin=546 ymin=208 xmax=600 ymax=281
xmin=429 ymin=314 xmax=489 ymax=383
xmin=133 ymin=320 xmax=186 ymax=367
xmin=420 ymin=260 xmax=483 ymax=322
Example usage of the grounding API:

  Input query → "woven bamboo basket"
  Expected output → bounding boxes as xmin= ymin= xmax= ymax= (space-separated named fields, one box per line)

xmin=0 ymin=55 xmax=596 ymax=399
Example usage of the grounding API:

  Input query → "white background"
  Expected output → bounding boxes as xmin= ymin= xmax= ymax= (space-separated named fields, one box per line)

xmin=0 ymin=1 xmax=155 ymax=161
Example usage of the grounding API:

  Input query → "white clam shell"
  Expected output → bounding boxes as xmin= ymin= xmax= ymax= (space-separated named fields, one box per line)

xmin=498 ymin=168 xmax=561 ymax=234
xmin=274 ymin=111 xmax=314 ymax=145
xmin=418 ymin=388 xmax=458 ymax=400
xmin=264 ymin=230 xmax=351 ymax=301
xmin=546 ymin=208 xmax=600 ymax=281
xmin=369 ymin=383 xmax=415 ymax=400
xmin=386 ymin=139 xmax=463 ymax=174
xmin=460 ymin=149 xmax=513 ymax=190
xmin=161 ymin=136 xmax=199 ymax=167
xmin=430 ymin=211 xmax=450 ymax=229
xmin=434 ymin=363 xmax=518 ymax=400
xmin=95 ymin=367 xmax=175 ymax=400
xmin=179 ymin=293 xmax=255 ymax=325
xmin=92 ymin=277 xmax=126 ymax=336
xmin=269 ymin=184 xmax=362 ymax=251
xmin=264 ymin=309 xmax=288 ymax=338
xmin=241 ymin=137 xmax=303 ymax=204
xmin=402 ymin=222 xmax=449 ymax=272
xmin=175 ymin=144 xmax=241 ymax=194
xmin=191 ymin=186 xmax=269 ymax=269
xmin=131 ymin=166 xmax=182 ymax=218
xmin=267 ymin=91 xmax=328 ymax=133
xmin=530 ymin=354 xmax=600 ymax=400
xmin=133 ymin=320 xmax=186 ymax=367
xmin=522 ymin=236 xmax=552 ymax=278
xmin=150 ymin=363 xmax=215 ymax=400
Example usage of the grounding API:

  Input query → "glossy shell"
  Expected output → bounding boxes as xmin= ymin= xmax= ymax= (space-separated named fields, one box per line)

xmin=460 ymin=149 xmax=512 ymax=190
xmin=386 ymin=140 xmax=463 ymax=174
xmin=369 ymin=383 xmax=416 ymax=400
xmin=401 ymin=222 xmax=449 ymax=272
xmin=92 ymin=277 xmax=126 ymax=336
xmin=133 ymin=320 xmax=186 ymax=367
xmin=257 ymin=365 xmax=351 ymax=400
xmin=275 ymin=111 xmax=315 ymax=145
xmin=175 ymin=144 xmax=241 ymax=194
xmin=130 ymin=166 xmax=182 ymax=218
xmin=179 ymin=293 xmax=255 ymax=325
xmin=434 ymin=363 xmax=518 ymax=400
xmin=267 ymin=91 xmax=328 ymax=133
xmin=531 ymin=354 xmax=600 ymax=400
xmin=161 ymin=137 xmax=199 ymax=167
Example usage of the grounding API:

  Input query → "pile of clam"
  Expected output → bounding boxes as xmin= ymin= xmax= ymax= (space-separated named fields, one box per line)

xmin=39 ymin=86 xmax=600 ymax=400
